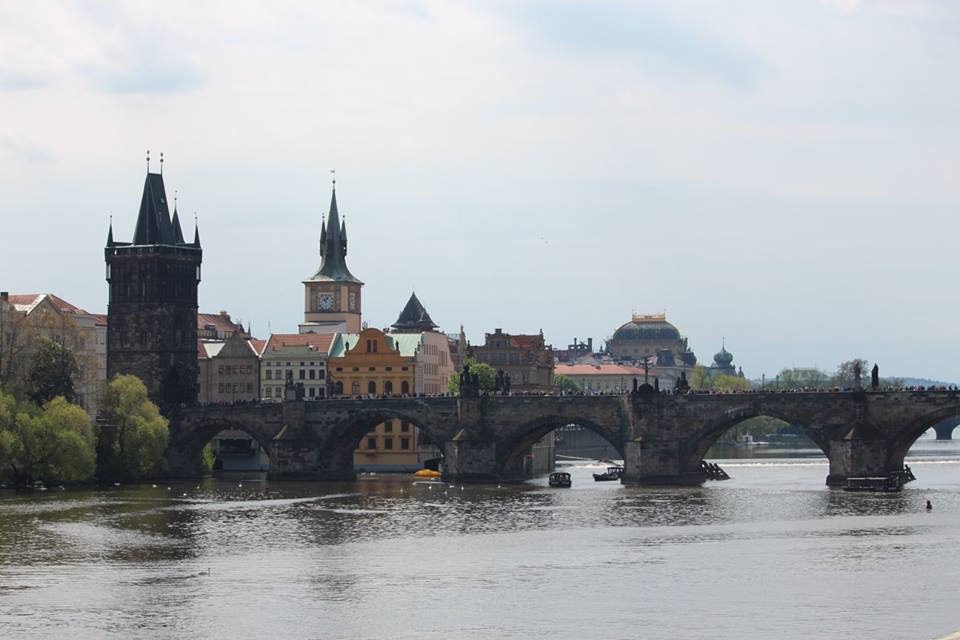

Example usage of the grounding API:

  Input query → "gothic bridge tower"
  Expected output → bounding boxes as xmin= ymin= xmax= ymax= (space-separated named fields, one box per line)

xmin=105 ymin=165 xmax=202 ymax=415
xmin=301 ymin=179 xmax=363 ymax=333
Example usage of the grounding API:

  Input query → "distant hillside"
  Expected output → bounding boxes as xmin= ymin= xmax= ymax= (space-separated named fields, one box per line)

xmin=898 ymin=377 xmax=958 ymax=388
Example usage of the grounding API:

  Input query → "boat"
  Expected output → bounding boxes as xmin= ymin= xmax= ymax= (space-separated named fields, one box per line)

xmin=548 ymin=472 xmax=572 ymax=488
xmin=413 ymin=469 xmax=441 ymax=479
xmin=592 ymin=465 xmax=624 ymax=482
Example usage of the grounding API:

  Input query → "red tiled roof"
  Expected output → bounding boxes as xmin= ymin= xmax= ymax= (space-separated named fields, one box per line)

xmin=509 ymin=334 xmax=543 ymax=349
xmin=249 ymin=339 xmax=267 ymax=356
xmin=8 ymin=293 xmax=89 ymax=315
xmin=197 ymin=311 xmax=245 ymax=335
xmin=265 ymin=333 xmax=334 ymax=353
xmin=91 ymin=314 xmax=108 ymax=326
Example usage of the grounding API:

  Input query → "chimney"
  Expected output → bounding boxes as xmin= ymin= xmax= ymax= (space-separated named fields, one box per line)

xmin=588 ymin=337 xmax=593 ymax=351
xmin=0 ymin=291 xmax=7 ymax=302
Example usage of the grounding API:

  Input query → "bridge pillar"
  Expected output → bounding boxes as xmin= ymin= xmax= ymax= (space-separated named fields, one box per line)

xmin=621 ymin=438 xmax=703 ymax=486
xmin=825 ymin=438 xmax=894 ymax=486
xmin=933 ymin=417 xmax=960 ymax=440
xmin=443 ymin=434 xmax=498 ymax=483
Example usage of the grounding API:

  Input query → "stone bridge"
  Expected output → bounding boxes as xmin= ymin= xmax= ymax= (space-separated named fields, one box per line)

xmin=166 ymin=389 xmax=960 ymax=486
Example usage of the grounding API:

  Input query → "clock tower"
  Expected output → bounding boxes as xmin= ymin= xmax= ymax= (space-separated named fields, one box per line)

xmin=301 ymin=180 xmax=363 ymax=333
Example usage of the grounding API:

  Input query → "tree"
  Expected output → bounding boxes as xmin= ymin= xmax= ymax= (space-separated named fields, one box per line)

xmin=554 ymin=374 xmax=581 ymax=393
xmin=775 ymin=367 xmax=830 ymax=390
xmin=27 ymin=337 xmax=79 ymax=404
xmin=833 ymin=359 xmax=869 ymax=389
xmin=100 ymin=375 xmax=169 ymax=481
xmin=712 ymin=374 xmax=751 ymax=393
xmin=446 ymin=357 xmax=497 ymax=394
xmin=690 ymin=365 xmax=711 ymax=390
xmin=0 ymin=388 xmax=96 ymax=484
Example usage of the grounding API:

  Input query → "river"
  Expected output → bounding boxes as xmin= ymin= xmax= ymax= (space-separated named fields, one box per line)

xmin=2 ymin=435 xmax=959 ymax=640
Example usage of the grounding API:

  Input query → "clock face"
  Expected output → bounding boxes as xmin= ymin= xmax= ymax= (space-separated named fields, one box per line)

xmin=318 ymin=294 xmax=334 ymax=310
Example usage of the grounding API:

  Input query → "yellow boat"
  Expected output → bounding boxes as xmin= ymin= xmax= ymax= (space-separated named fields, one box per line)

xmin=413 ymin=469 xmax=441 ymax=479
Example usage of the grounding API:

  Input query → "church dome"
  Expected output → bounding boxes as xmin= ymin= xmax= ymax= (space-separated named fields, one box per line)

xmin=612 ymin=314 xmax=681 ymax=342
xmin=713 ymin=346 xmax=734 ymax=367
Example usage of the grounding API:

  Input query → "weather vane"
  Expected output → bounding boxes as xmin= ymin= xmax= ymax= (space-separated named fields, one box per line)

xmin=330 ymin=168 xmax=336 ymax=186
xmin=159 ymin=151 xmax=164 ymax=174
xmin=146 ymin=149 xmax=150 ymax=171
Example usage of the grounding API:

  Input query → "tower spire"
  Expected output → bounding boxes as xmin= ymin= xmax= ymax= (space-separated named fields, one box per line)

xmin=106 ymin=215 xmax=114 ymax=247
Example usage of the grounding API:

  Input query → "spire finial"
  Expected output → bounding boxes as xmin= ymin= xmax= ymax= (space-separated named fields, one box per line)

xmin=160 ymin=151 xmax=164 ymax=174
xmin=330 ymin=168 xmax=336 ymax=188
xmin=174 ymin=189 xmax=178 ymax=209
xmin=146 ymin=149 xmax=150 ymax=172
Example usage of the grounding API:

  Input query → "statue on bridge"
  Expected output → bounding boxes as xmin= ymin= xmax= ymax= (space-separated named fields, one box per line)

xmin=853 ymin=361 xmax=863 ymax=391
xmin=674 ymin=371 xmax=690 ymax=394
xmin=871 ymin=364 xmax=879 ymax=390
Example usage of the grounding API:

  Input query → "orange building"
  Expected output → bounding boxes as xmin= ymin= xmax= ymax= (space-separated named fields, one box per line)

xmin=329 ymin=327 xmax=436 ymax=471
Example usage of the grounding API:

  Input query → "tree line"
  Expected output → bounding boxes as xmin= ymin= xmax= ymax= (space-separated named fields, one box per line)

xmin=0 ymin=375 xmax=168 ymax=486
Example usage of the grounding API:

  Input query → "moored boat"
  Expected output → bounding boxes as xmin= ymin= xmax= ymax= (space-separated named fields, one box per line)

xmin=593 ymin=465 xmax=624 ymax=482
xmin=548 ymin=472 xmax=572 ymax=488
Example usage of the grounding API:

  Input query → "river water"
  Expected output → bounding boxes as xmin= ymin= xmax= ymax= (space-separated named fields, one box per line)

xmin=2 ymin=435 xmax=960 ymax=640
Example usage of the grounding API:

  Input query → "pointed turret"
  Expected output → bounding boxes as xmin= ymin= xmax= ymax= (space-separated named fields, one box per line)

xmin=193 ymin=220 xmax=201 ymax=248
xmin=171 ymin=208 xmax=185 ymax=244
xmin=319 ymin=218 xmax=327 ymax=257
xmin=391 ymin=292 xmax=438 ymax=333
xmin=340 ymin=218 xmax=347 ymax=255
xmin=306 ymin=184 xmax=362 ymax=284
xmin=106 ymin=220 xmax=114 ymax=247
xmin=133 ymin=173 xmax=176 ymax=244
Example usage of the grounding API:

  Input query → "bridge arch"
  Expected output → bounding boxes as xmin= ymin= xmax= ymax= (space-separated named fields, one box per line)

xmin=889 ymin=406 xmax=960 ymax=463
xmin=168 ymin=410 xmax=282 ymax=476
xmin=497 ymin=415 xmax=625 ymax=478
xmin=321 ymin=407 xmax=451 ymax=476
xmin=686 ymin=407 xmax=828 ymax=467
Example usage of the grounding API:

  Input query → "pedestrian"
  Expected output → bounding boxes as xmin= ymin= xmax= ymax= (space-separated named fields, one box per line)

xmin=926 ymin=499 xmax=933 ymax=511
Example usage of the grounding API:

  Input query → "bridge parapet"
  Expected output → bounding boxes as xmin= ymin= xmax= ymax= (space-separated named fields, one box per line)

xmin=165 ymin=390 xmax=960 ymax=485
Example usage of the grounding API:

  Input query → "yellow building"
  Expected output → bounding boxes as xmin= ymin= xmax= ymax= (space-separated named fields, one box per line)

xmin=331 ymin=327 xmax=443 ymax=472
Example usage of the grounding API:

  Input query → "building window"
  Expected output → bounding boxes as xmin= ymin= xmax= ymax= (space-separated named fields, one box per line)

xmin=384 ymin=421 xmax=393 ymax=433
xmin=299 ymin=369 xmax=305 ymax=379
xmin=367 ymin=437 xmax=376 ymax=450
xmin=352 ymin=382 xmax=360 ymax=395
xmin=335 ymin=381 xmax=344 ymax=395
xmin=308 ymin=387 xmax=315 ymax=398
xmin=309 ymin=370 xmax=316 ymax=379
xmin=383 ymin=438 xmax=393 ymax=450
xmin=384 ymin=381 xmax=393 ymax=394
xmin=368 ymin=367 xmax=376 ymax=372
xmin=318 ymin=370 xmax=325 ymax=379
xmin=401 ymin=422 xmax=410 ymax=433
xmin=401 ymin=381 xmax=410 ymax=395
xmin=266 ymin=370 xmax=272 ymax=380
xmin=400 ymin=438 xmax=410 ymax=450
xmin=368 ymin=381 xmax=376 ymax=395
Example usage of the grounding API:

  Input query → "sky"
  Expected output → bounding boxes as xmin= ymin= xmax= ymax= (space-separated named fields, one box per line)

xmin=1 ymin=0 xmax=958 ymax=381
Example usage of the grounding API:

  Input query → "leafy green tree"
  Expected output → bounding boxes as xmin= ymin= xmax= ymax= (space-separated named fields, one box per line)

xmin=447 ymin=357 xmax=497 ymax=394
xmin=26 ymin=337 xmax=79 ymax=404
xmin=833 ymin=358 xmax=869 ymax=388
xmin=712 ymin=374 xmax=751 ymax=392
xmin=100 ymin=375 xmax=169 ymax=481
xmin=774 ymin=367 xmax=830 ymax=390
xmin=690 ymin=365 xmax=711 ymax=390
xmin=554 ymin=374 xmax=581 ymax=393
xmin=0 ymin=388 xmax=95 ymax=484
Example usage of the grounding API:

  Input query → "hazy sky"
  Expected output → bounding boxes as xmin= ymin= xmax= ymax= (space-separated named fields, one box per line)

xmin=2 ymin=0 xmax=958 ymax=381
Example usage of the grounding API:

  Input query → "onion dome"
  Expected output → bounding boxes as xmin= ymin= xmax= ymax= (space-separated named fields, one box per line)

xmin=713 ymin=346 xmax=734 ymax=367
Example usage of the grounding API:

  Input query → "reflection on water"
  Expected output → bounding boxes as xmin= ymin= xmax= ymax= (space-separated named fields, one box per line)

xmin=2 ymin=444 xmax=960 ymax=640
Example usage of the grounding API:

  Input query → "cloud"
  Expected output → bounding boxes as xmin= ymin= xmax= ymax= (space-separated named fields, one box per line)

xmin=0 ymin=69 xmax=46 ymax=91
xmin=82 ymin=55 xmax=205 ymax=94
xmin=0 ymin=137 xmax=52 ymax=163
xmin=509 ymin=1 xmax=767 ymax=89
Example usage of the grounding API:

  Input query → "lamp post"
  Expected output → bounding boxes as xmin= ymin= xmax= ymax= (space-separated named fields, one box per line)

xmin=761 ymin=373 xmax=765 ymax=391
